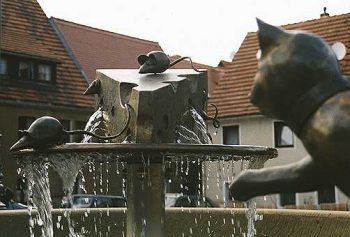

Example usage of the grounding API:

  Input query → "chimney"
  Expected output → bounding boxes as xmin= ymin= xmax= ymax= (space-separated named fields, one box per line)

xmin=320 ymin=7 xmax=330 ymax=18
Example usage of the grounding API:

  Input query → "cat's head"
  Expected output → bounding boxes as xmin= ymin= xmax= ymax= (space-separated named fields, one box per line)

xmin=250 ymin=19 xmax=342 ymax=120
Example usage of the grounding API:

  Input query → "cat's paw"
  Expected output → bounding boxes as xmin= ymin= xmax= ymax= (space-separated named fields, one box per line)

xmin=229 ymin=170 xmax=256 ymax=201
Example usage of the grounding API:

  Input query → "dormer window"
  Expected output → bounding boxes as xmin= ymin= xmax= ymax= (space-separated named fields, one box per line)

xmin=38 ymin=64 xmax=52 ymax=81
xmin=19 ymin=61 xmax=34 ymax=80
xmin=0 ymin=53 xmax=57 ymax=83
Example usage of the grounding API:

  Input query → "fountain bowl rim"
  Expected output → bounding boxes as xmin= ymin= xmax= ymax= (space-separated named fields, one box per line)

xmin=12 ymin=143 xmax=277 ymax=158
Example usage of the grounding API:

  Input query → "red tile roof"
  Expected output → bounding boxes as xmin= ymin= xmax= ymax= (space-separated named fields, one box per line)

xmin=169 ymin=55 xmax=218 ymax=94
xmin=2 ymin=29 xmax=58 ymax=61
xmin=49 ymin=19 xmax=218 ymax=94
xmin=0 ymin=0 xmax=94 ymax=110
xmin=52 ymin=18 xmax=164 ymax=82
xmin=209 ymin=13 xmax=350 ymax=118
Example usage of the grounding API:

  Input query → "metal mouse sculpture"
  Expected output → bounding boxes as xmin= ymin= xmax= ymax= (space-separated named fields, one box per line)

xmin=10 ymin=105 xmax=131 ymax=151
xmin=229 ymin=19 xmax=350 ymax=201
xmin=138 ymin=51 xmax=204 ymax=74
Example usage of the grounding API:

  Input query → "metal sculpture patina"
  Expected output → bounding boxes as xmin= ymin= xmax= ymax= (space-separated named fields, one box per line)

xmin=10 ymin=106 xmax=131 ymax=152
xmin=230 ymin=19 xmax=350 ymax=201
xmin=137 ymin=51 xmax=204 ymax=74
xmin=12 ymin=68 xmax=277 ymax=236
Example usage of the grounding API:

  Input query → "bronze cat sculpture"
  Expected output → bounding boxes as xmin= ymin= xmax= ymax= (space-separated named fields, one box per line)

xmin=230 ymin=19 xmax=350 ymax=201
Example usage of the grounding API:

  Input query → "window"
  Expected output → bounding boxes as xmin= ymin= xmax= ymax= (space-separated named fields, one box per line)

xmin=18 ymin=116 xmax=36 ymax=130
xmin=38 ymin=64 xmax=52 ymax=81
xmin=318 ymin=186 xmax=335 ymax=204
xmin=223 ymin=125 xmax=239 ymax=145
xmin=0 ymin=53 xmax=56 ymax=82
xmin=72 ymin=121 xmax=86 ymax=142
xmin=279 ymin=192 xmax=296 ymax=206
xmin=18 ymin=116 xmax=36 ymax=138
xmin=274 ymin=122 xmax=294 ymax=148
xmin=0 ymin=58 xmax=8 ymax=75
xmin=18 ymin=61 xmax=34 ymax=80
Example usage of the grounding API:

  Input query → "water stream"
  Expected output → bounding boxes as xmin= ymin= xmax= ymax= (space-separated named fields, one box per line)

xmin=82 ymin=108 xmax=109 ymax=143
xmin=22 ymin=159 xmax=53 ymax=237
xmin=245 ymin=155 xmax=270 ymax=237
xmin=17 ymin=105 xmax=272 ymax=236
xmin=51 ymin=154 xmax=86 ymax=237
xmin=176 ymin=107 xmax=212 ymax=145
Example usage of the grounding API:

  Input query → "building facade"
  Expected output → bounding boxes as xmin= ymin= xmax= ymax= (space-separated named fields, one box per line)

xmin=207 ymin=13 xmax=350 ymax=209
xmin=0 ymin=0 xmax=96 ymax=205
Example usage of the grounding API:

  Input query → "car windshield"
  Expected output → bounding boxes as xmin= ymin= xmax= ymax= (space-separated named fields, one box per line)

xmin=71 ymin=195 xmax=126 ymax=208
xmin=173 ymin=195 xmax=216 ymax=207
xmin=165 ymin=194 xmax=182 ymax=207
xmin=73 ymin=196 xmax=93 ymax=207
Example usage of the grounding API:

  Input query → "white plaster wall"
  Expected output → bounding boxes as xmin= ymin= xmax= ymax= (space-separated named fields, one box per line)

xmin=206 ymin=115 xmax=350 ymax=208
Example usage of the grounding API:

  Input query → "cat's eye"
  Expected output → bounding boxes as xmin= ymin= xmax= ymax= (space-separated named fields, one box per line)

xmin=331 ymin=42 xmax=346 ymax=60
xmin=256 ymin=49 xmax=262 ymax=60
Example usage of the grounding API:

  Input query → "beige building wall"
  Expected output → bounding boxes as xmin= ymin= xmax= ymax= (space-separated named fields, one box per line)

xmin=207 ymin=115 xmax=350 ymax=208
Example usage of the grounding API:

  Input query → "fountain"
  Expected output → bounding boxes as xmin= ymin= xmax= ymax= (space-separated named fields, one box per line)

xmin=12 ymin=69 xmax=277 ymax=236
xmin=4 ymin=15 xmax=350 ymax=236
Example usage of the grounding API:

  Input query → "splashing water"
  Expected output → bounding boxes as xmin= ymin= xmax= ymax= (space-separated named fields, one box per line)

xmin=20 ymin=107 xmax=109 ymax=237
xmin=51 ymin=154 xmax=86 ymax=204
xmin=244 ymin=155 xmax=269 ymax=237
xmin=176 ymin=107 xmax=212 ymax=145
xmin=51 ymin=154 xmax=87 ymax=237
xmin=82 ymin=107 xmax=109 ymax=143
xmin=24 ymin=159 xmax=53 ymax=237
xmin=14 ymin=100 xmax=274 ymax=237
xmin=176 ymin=125 xmax=203 ymax=144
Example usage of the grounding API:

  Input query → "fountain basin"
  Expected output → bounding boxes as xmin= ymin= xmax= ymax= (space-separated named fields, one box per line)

xmin=14 ymin=143 xmax=277 ymax=237
xmin=1 ymin=208 xmax=350 ymax=236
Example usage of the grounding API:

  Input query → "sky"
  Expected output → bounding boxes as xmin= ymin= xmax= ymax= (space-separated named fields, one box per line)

xmin=37 ymin=0 xmax=350 ymax=66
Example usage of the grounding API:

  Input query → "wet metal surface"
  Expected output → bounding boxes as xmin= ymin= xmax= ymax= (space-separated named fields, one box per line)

xmin=14 ymin=143 xmax=277 ymax=164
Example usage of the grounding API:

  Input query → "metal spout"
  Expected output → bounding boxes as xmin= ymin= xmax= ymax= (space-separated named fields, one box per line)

xmin=10 ymin=135 xmax=33 ymax=151
xmin=84 ymin=79 xmax=101 ymax=95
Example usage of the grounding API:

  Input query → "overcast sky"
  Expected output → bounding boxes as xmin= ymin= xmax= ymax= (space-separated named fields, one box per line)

xmin=37 ymin=0 xmax=350 ymax=66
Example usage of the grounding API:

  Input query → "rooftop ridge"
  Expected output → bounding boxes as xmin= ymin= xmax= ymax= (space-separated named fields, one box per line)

xmin=247 ymin=12 xmax=350 ymax=35
xmin=282 ymin=12 xmax=350 ymax=29
xmin=0 ymin=0 xmax=95 ymax=109
xmin=52 ymin=17 xmax=162 ymax=47
xmin=209 ymin=12 xmax=350 ymax=118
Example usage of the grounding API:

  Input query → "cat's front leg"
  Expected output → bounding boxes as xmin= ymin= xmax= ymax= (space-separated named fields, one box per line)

xmin=229 ymin=156 xmax=334 ymax=201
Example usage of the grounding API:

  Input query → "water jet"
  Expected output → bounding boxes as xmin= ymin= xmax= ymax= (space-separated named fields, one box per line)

xmin=12 ymin=69 xmax=277 ymax=237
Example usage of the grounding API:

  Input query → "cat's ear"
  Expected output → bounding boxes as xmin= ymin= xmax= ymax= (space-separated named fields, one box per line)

xmin=256 ymin=18 xmax=287 ymax=54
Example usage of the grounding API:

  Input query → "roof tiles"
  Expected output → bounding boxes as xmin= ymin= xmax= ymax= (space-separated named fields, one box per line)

xmin=209 ymin=13 xmax=350 ymax=118
xmin=0 ymin=0 xmax=94 ymax=110
xmin=52 ymin=18 xmax=164 ymax=82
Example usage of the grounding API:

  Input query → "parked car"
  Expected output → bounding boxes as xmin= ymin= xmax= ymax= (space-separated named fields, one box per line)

xmin=65 ymin=194 xmax=127 ymax=208
xmin=0 ymin=184 xmax=28 ymax=210
xmin=165 ymin=193 xmax=218 ymax=208
xmin=64 ymin=193 xmax=216 ymax=209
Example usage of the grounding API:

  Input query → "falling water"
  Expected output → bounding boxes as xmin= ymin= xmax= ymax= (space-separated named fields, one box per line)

xmin=51 ymin=155 xmax=86 ymax=205
xmin=175 ymin=107 xmax=212 ymax=197
xmin=14 ymin=100 xmax=275 ymax=237
xmin=23 ymin=159 xmax=53 ymax=237
xmin=82 ymin=107 xmax=109 ymax=143
xmin=176 ymin=107 xmax=212 ymax=145
xmin=245 ymin=155 xmax=270 ymax=237
xmin=51 ymin=154 xmax=86 ymax=237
